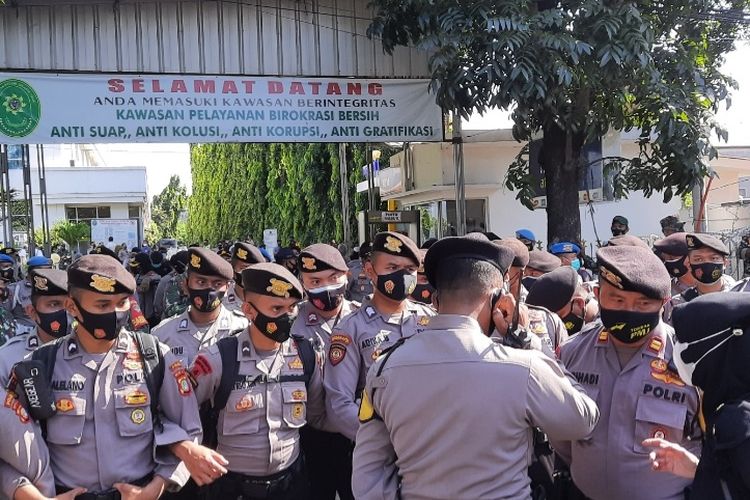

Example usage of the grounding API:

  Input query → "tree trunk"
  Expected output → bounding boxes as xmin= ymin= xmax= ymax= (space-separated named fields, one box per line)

xmin=541 ymin=123 xmax=584 ymax=245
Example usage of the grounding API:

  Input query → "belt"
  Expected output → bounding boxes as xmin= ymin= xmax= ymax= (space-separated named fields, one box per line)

xmin=56 ymin=473 xmax=153 ymax=500
xmin=224 ymin=455 xmax=303 ymax=499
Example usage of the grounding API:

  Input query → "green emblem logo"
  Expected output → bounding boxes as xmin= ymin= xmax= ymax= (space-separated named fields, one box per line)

xmin=0 ymin=79 xmax=41 ymax=138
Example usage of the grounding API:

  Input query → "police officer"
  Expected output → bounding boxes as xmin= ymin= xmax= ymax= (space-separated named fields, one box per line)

xmin=550 ymin=242 xmax=593 ymax=282
xmin=345 ymin=242 xmax=373 ymax=304
xmin=516 ymin=228 xmax=536 ymax=251
xmin=275 ymin=248 xmax=299 ymax=277
xmin=653 ymin=232 xmax=696 ymax=297
xmin=408 ymin=250 xmax=435 ymax=306
xmin=0 ymin=275 xmax=16 ymax=347
xmin=224 ymin=242 xmax=265 ymax=312
xmin=352 ymin=233 xmax=599 ymax=499
xmin=5 ymin=256 xmax=52 ymax=335
xmin=611 ymin=215 xmax=629 ymax=236
xmin=324 ymin=232 xmax=435 ymax=441
xmin=291 ymin=243 xmax=359 ymax=500
xmin=190 ymin=263 xmax=325 ymax=499
xmin=523 ymin=249 xmax=561 ymax=290
xmin=553 ymin=245 xmax=701 ymax=500
xmin=9 ymin=254 xmax=206 ymax=497
xmin=0 ymin=269 xmax=69 ymax=387
xmin=152 ymin=248 xmax=248 ymax=367
xmin=0 ymin=253 xmax=16 ymax=283
xmin=154 ymin=250 xmax=189 ymax=321
xmin=662 ymin=233 xmax=736 ymax=324
xmin=0 ymin=387 xmax=64 ymax=499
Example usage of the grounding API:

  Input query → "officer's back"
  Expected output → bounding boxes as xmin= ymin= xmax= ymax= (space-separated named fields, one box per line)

xmin=353 ymin=234 xmax=599 ymax=500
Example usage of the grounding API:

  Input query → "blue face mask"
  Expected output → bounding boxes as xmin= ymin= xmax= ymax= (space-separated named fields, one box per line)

xmin=570 ymin=258 xmax=581 ymax=271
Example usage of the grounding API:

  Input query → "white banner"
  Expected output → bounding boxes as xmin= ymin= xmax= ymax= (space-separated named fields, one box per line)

xmin=0 ymin=73 xmax=444 ymax=144
xmin=90 ymin=219 xmax=139 ymax=251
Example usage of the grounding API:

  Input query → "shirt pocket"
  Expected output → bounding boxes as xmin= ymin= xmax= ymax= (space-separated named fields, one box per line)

xmin=114 ymin=384 xmax=154 ymax=437
xmin=633 ymin=396 xmax=687 ymax=454
xmin=47 ymin=393 xmax=86 ymax=445
xmin=220 ymin=390 xmax=264 ymax=436
xmin=281 ymin=382 xmax=307 ymax=428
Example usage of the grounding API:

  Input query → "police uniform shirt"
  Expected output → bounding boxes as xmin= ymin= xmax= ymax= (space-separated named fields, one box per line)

xmin=352 ymin=314 xmax=599 ymax=500
xmin=0 ymin=331 xmax=43 ymax=387
xmin=152 ymin=270 xmax=175 ymax=319
xmin=670 ymin=277 xmax=692 ymax=297
xmin=323 ymin=298 xmax=435 ymax=441
xmin=662 ymin=274 xmax=736 ymax=324
xmin=5 ymin=280 xmax=34 ymax=331
xmin=190 ymin=328 xmax=325 ymax=477
xmin=18 ymin=331 xmax=203 ymax=492
xmin=222 ymin=281 xmax=244 ymax=312
xmin=346 ymin=260 xmax=373 ymax=304
xmin=291 ymin=299 xmax=360 ymax=352
xmin=0 ymin=388 xmax=55 ymax=498
xmin=151 ymin=304 xmax=248 ymax=367
xmin=527 ymin=305 xmax=568 ymax=354
xmin=554 ymin=322 xmax=701 ymax=500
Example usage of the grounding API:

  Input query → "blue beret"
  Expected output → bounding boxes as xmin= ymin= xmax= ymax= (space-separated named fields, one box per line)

xmin=516 ymin=229 xmax=536 ymax=241
xmin=0 ymin=254 xmax=13 ymax=264
xmin=27 ymin=256 xmax=51 ymax=268
xmin=549 ymin=242 xmax=580 ymax=255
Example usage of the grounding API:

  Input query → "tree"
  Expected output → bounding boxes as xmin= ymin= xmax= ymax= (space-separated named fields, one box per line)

xmin=51 ymin=221 xmax=90 ymax=252
xmin=368 ymin=0 xmax=748 ymax=242
xmin=151 ymin=175 xmax=187 ymax=239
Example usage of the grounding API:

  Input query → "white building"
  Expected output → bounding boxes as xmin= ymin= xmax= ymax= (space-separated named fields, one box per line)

xmin=2 ymin=144 xmax=147 ymax=248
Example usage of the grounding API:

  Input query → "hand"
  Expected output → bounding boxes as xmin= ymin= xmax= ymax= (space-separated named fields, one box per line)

xmin=642 ymin=438 xmax=699 ymax=479
xmin=113 ymin=476 xmax=165 ymax=500
xmin=492 ymin=293 xmax=529 ymax=334
xmin=170 ymin=441 xmax=228 ymax=486
xmin=54 ymin=488 xmax=87 ymax=500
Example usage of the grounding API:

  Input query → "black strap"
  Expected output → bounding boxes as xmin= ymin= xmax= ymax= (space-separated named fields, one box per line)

xmin=213 ymin=335 xmax=240 ymax=415
xmin=682 ymin=287 xmax=701 ymax=302
xmin=131 ymin=331 xmax=165 ymax=432
xmin=291 ymin=335 xmax=315 ymax=387
xmin=30 ymin=337 xmax=65 ymax=386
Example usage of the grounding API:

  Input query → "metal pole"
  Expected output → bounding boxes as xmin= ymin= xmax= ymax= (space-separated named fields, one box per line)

xmin=453 ymin=113 xmax=467 ymax=236
xmin=0 ymin=146 xmax=7 ymax=246
xmin=22 ymin=145 xmax=35 ymax=254
xmin=338 ymin=143 xmax=351 ymax=250
xmin=2 ymin=147 xmax=13 ymax=247
xmin=37 ymin=145 xmax=51 ymax=255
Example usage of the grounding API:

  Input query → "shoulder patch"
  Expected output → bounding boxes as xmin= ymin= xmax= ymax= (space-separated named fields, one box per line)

xmin=178 ymin=319 xmax=189 ymax=330
xmin=365 ymin=306 xmax=376 ymax=318
xmin=328 ymin=334 xmax=352 ymax=366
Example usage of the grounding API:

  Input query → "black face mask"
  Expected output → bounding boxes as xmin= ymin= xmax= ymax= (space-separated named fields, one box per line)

xmin=600 ymin=307 xmax=660 ymax=344
xmin=36 ymin=309 xmax=68 ymax=338
xmin=663 ymin=257 xmax=688 ymax=278
xmin=0 ymin=269 xmax=14 ymax=282
xmin=690 ymin=262 xmax=724 ymax=285
xmin=73 ymin=299 xmax=129 ymax=341
xmin=188 ymin=287 xmax=225 ymax=313
xmin=611 ymin=228 xmax=626 ymax=236
xmin=561 ymin=301 xmax=584 ymax=335
xmin=410 ymin=283 xmax=435 ymax=305
xmin=375 ymin=270 xmax=417 ymax=302
xmin=307 ymin=283 xmax=346 ymax=312
xmin=521 ymin=276 xmax=538 ymax=291
xmin=249 ymin=302 xmax=297 ymax=343
xmin=173 ymin=263 xmax=187 ymax=275
xmin=0 ymin=288 xmax=8 ymax=301
xmin=233 ymin=272 xmax=243 ymax=286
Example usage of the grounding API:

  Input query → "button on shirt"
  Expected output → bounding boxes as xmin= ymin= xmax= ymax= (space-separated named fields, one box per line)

xmin=152 ymin=305 xmax=248 ymax=367
xmin=190 ymin=329 xmax=325 ymax=476
xmin=323 ymin=298 xmax=435 ymax=441
xmin=19 ymin=331 xmax=203 ymax=492
xmin=353 ymin=315 xmax=599 ymax=500
xmin=554 ymin=322 xmax=701 ymax=500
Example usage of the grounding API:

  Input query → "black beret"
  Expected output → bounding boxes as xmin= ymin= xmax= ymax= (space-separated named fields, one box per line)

xmin=612 ymin=215 xmax=629 ymax=226
xmin=359 ymin=241 xmax=373 ymax=258
xmin=494 ymin=238 xmax=530 ymax=268
xmin=653 ymin=232 xmax=688 ymax=257
xmin=0 ymin=247 xmax=17 ymax=256
xmin=420 ymin=238 xmax=438 ymax=250
xmin=424 ymin=233 xmax=515 ymax=288
xmin=170 ymin=251 xmax=189 ymax=273
xmin=93 ymin=245 xmax=119 ymax=260
xmin=68 ymin=254 xmax=135 ymax=295
xmin=188 ymin=247 xmax=233 ymax=280
xmin=596 ymin=246 xmax=671 ymax=300
xmin=31 ymin=268 xmax=68 ymax=296
xmin=525 ymin=267 xmax=578 ymax=313
xmin=218 ymin=247 xmax=231 ymax=259
xmin=527 ymin=250 xmax=561 ymax=273
xmin=686 ymin=233 xmax=728 ymax=256
xmin=232 ymin=242 xmax=265 ymax=265
xmin=276 ymin=247 xmax=297 ymax=261
xmin=607 ymin=234 xmax=649 ymax=248
xmin=371 ymin=232 xmax=421 ymax=266
xmin=241 ymin=262 xmax=303 ymax=300
xmin=128 ymin=252 xmax=141 ymax=270
xmin=299 ymin=243 xmax=348 ymax=273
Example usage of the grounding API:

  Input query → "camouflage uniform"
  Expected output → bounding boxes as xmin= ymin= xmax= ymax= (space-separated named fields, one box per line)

xmin=0 ymin=307 xmax=15 ymax=347
xmin=161 ymin=273 xmax=189 ymax=321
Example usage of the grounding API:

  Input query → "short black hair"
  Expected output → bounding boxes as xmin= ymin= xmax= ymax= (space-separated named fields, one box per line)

xmin=435 ymin=258 xmax=502 ymax=304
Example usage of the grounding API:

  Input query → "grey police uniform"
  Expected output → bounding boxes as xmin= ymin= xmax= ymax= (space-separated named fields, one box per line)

xmin=527 ymin=305 xmax=568 ymax=353
xmin=191 ymin=327 xmax=325 ymax=476
xmin=0 ymin=332 xmax=42 ymax=387
xmin=5 ymin=281 xmax=34 ymax=334
xmin=291 ymin=299 xmax=360 ymax=353
xmin=151 ymin=305 xmax=248 ymax=367
xmin=345 ymin=260 xmax=373 ymax=304
xmin=353 ymin=314 xmax=599 ymax=500
xmin=0 ymin=388 xmax=56 ymax=499
xmin=222 ymin=281 xmax=244 ymax=312
xmin=323 ymin=298 xmax=434 ymax=440
xmin=554 ymin=322 xmax=701 ymax=500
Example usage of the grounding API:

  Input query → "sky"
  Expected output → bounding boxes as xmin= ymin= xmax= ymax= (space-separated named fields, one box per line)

xmin=94 ymin=42 xmax=750 ymax=199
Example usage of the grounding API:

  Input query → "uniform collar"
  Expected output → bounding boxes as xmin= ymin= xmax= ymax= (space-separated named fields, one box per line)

xmin=361 ymin=298 xmax=423 ymax=324
xmin=422 ymin=314 xmax=474 ymax=332
xmin=63 ymin=330 xmax=130 ymax=360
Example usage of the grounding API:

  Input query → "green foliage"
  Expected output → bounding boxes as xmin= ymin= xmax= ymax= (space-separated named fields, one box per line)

xmin=369 ymin=0 xmax=748 ymax=239
xmin=187 ymin=143 xmax=393 ymax=245
xmin=51 ymin=221 xmax=90 ymax=249
xmin=33 ymin=228 xmax=62 ymax=248
xmin=151 ymin=175 xmax=188 ymax=239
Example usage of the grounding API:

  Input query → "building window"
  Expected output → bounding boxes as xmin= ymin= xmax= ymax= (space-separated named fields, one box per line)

xmin=409 ymin=199 xmax=487 ymax=239
xmin=65 ymin=205 xmax=112 ymax=226
xmin=128 ymin=205 xmax=141 ymax=218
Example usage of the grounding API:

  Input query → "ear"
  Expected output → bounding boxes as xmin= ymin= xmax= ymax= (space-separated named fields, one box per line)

xmin=241 ymin=301 xmax=255 ymax=321
xmin=24 ymin=303 xmax=38 ymax=323
xmin=64 ymin=296 xmax=79 ymax=318
xmin=593 ymin=285 xmax=600 ymax=301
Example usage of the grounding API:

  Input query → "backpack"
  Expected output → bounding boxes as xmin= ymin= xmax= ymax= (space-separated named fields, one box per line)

xmin=31 ymin=331 xmax=165 ymax=434
xmin=201 ymin=334 xmax=315 ymax=448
